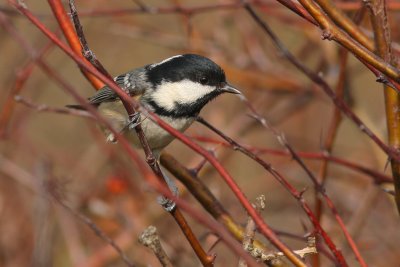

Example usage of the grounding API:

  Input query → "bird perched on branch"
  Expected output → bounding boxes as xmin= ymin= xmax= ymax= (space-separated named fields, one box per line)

xmin=70 ymin=54 xmax=241 ymax=156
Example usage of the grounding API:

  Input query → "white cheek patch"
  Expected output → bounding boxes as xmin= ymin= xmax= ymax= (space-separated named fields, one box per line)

xmin=152 ymin=80 xmax=215 ymax=111
xmin=149 ymin=55 xmax=183 ymax=69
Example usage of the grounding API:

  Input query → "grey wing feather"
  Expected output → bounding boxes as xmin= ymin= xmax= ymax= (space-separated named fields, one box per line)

xmin=89 ymin=87 xmax=118 ymax=105
xmin=89 ymin=68 xmax=147 ymax=105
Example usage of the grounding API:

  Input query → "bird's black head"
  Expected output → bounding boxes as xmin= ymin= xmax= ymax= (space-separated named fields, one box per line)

xmin=146 ymin=54 xmax=226 ymax=87
xmin=144 ymin=54 xmax=241 ymax=118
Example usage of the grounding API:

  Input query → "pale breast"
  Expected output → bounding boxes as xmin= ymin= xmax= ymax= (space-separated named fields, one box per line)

xmin=98 ymin=100 xmax=195 ymax=151
xmin=125 ymin=115 xmax=195 ymax=151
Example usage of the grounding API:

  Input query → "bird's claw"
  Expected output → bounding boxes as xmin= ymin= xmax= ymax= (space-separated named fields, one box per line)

xmin=157 ymin=196 xmax=176 ymax=212
xmin=157 ymin=170 xmax=179 ymax=212
xmin=128 ymin=112 xmax=141 ymax=130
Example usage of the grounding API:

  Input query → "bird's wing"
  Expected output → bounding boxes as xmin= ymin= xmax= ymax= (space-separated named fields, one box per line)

xmin=88 ymin=87 xmax=119 ymax=105
xmin=89 ymin=69 xmax=146 ymax=105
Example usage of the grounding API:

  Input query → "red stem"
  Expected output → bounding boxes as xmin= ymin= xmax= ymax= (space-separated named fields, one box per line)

xmin=47 ymin=0 xmax=104 ymax=89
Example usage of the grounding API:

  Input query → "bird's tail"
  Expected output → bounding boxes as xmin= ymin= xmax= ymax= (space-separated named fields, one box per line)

xmin=65 ymin=104 xmax=87 ymax=110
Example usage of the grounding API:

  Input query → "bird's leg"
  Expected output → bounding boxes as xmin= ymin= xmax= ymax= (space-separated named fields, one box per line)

xmin=157 ymin=169 xmax=179 ymax=211
xmin=119 ymin=112 xmax=142 ymax=135
xmin=127 ymin=112 xmax=142 ymax=130
xmin=155 ymin=154 xmax=179 ymax=212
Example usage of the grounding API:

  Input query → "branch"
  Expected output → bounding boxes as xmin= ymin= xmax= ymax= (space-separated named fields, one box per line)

xmin=47 ymin=0 xmax=104 ymax=89
xmin=365 ymin=0 xmax=400 ymax=214
xmin=68 ymin=0 xmax=113 ymax=80
xmin=313 ymin=0 xmax=373 ymax=51
xmin=138 ymin=226 xmax=173 ymax=267
xmin=190 ymin=136 xmax=393 ymax=185
xmin=0 ymin=40 xmax=54 ymax=138
xmin=238 ymin=195 xmax=267 ymax=267
xmin=14 ymin=95 xmax=94 ymax=119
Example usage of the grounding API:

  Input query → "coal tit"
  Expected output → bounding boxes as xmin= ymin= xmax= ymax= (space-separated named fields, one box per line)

xmin=82 ymin=54 xmax=241 ymax=155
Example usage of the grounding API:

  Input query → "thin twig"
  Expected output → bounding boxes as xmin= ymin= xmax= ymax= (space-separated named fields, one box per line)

xmin=313 ymin=7 xmax=366 ymax=265
xmin=54 ymin=193 xmax=136 ymax=267
xmin=275 ymin=237 xmax=317 ymax=260
xmin=191 ymin=135 xmax=393 ymax=185
xmin=14 ymin=95 xmax=94 ymax=119
xmin=239 ymin=195 xmax=267 ymax=267
xmin=313 ymin=0 xmax=373 ymax=51
xmin=0 ymin=154 xmax=136 ymax=267
xmin=0 ymin=40 xmax=54 ymax=138
xmin=138 ymin=226 xmax=173 ymax=267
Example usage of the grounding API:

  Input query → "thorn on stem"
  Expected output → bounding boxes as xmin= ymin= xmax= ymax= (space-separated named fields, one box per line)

xmin=321 ymin=30 xmax=334 ymax=41
xmin=376 ymin=75 xmax=388 ymax=84
xmin=16 ymin=0 xmax=28 ymax=9
xmin=190 ymin=148 xmax=216 ymax=175
xmin=299 ymin=187 xmax=308 ymax=198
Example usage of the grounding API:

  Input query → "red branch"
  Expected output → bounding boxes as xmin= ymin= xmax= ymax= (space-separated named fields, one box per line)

xmin=47 ymin=0 xmax=104 ymax=89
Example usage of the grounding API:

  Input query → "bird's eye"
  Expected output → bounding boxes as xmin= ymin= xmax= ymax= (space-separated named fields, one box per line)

xmin=200 ymin=77 xmax=208 ymax=85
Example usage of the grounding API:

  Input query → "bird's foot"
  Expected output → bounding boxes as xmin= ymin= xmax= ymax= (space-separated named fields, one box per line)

xmin=157 ymin=169 xmax=179 ymax=212
xmin=128 ymin=112 xmax=141 ymax=130
xmin=157 ymin=196 xmax=176 ymax=212
xmin=120 ymin=112 xmax=141 ymax=134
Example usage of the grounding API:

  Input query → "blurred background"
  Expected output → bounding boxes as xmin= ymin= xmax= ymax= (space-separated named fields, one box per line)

xmin=0 ymin=0 xmax=399 ymax=266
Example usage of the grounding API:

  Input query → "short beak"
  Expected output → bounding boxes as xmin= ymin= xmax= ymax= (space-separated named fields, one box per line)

xmin=220 ymin=83 xmax=242 ymax=94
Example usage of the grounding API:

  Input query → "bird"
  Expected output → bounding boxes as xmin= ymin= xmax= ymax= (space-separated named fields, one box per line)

xmin=72 ymin=54 xmax=241 ymax=156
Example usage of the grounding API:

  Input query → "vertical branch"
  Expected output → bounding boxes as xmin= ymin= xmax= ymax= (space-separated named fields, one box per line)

xmin=0 ymin=40 xmax=54 ymax=138
xmin=313 ymin=8 xmax=366 ymax=266
xmin=238 ymin=195 xmax=266 ymax=267
xmin=312 ymin=48 xmax=347 ymax=267
xmin=0 ymin=62 xmax=34 ymax=137
xmin=365 ymin=0 xmax=400 ymax=213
